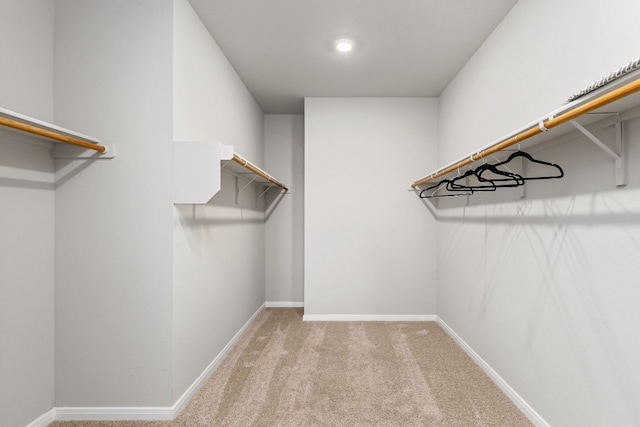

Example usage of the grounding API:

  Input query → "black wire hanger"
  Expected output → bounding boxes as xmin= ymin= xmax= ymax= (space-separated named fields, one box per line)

xmin=478 ymin=150 xmax=564 ymax=182
xmin=419 ymin=178 xmax=473 ymax=198
xmin=447 ymin=167 xmax=507 ymax=192
xmin=471 ymin=162 xmax=525 ymax=187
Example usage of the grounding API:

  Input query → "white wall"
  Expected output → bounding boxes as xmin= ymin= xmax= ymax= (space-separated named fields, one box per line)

xmin=438 ymin=0 xmax=640 ymax=425
xmin=0 ymin=140 xmax=55 ymax=426
xmin=0 ymin=0 xmax=269 ymax=417
xmin=54 ymin=0 xmax=175 ymax=406
xmin=304 ymin=98 xmax=438 ymax=317
xmin=0 ymin=1 xmax=55 ymax=426
xmin=172 ymin=0 xmax=266 ymax=401
xmin=438 ymin=0 xmax=640 ymax=167
xmin=265 ymin=115 xmax=304 ymax=305
xmin=0 ymin=0 xmax=54 ymax=122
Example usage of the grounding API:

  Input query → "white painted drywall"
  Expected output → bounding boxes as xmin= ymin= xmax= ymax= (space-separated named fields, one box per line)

xmin=265 ymin=115 xmax=304 ymax=305
xmin=438 ymin=0 xmax=640 ymax=425
xmin=304 ymin=98 xmax=438 ymax=316
xmin=0 ymin=1 xmax=55 ymax=425
xmin=0 ymin=137 xmax=55 ymax=426
xmin=0 ymin=0 xmax=54 ymax=122
xmin=54 ymin=0 xmax=175 ymax=406
xmin=172 ymin=0 xmax=266 ymax=402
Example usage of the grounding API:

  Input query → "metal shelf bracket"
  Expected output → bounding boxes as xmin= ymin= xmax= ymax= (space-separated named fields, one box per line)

xmin=258 ymin=184 xmax=275 ymax=199
xmin=237 ymin=175 xmax=258 ymax=194
xmin=569 ymin=114 xmax=625 ymax=186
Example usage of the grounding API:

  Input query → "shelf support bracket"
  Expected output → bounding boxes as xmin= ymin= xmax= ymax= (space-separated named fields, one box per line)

xmin=258 ymin=184 xmax=274 ymax=199
xmin=569 ymin=117 xmax=625 ymax=186
xmin=614 ymin=117 xmax=625 ymax=186
xmin=237 ymin=175 xmax=258 ymax=194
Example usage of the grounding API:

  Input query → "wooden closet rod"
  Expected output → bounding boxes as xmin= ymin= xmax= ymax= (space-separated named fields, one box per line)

xmin=0 ymin=115 xmax=107 ymax=153
xmin=232 ymin=153 xmax=289 ymax=192
xmin=411 ymin=77 xmax=640 ymax=188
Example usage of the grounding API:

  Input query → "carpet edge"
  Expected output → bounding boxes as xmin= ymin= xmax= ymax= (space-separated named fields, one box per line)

xmin=435 ymin=316 xmax=550 ymax=427
xmin=171 ymin=302 xmax=267 ymax=418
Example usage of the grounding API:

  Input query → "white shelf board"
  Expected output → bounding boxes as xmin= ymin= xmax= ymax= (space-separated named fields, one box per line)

xmin=0 ymin=107 xmax=114 ymax=158
xmin=173 ymin=141 xmax=288 ymax=205
xmin=416 ymin=69 xmax=640 ymax=184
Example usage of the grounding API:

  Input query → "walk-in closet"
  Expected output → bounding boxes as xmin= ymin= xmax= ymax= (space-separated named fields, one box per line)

xmin=2 ymin=1 xmax=639 ymax=426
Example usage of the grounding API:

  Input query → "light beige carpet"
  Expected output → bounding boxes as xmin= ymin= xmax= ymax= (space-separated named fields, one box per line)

xmin=51 ymin=308 xmax=532 ymax=426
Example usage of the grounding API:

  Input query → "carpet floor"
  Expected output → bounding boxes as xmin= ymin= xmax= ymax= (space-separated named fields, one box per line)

xmin=51 ymin=308 xmax=532 ymax=426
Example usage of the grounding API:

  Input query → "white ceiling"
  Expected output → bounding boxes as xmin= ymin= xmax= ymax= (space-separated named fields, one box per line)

xmin=188 ymin=0 xmax=519 ymax=114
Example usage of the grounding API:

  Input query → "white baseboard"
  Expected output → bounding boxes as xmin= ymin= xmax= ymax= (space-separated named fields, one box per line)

xmin=27 ymin=308 xmax=546 ymax=427
xmin=171 ymin=302 xmax=266 ymax=417
xmin=266 ymin=301 xmax=304 ymax=308
xmin=303 ymin=314 xmax=436 ymax=322
xmin=435 ymin=317 xmax=549 ymax=427
xmin=55 ymin=406 xmax=174 ymax=421
xmin=25 ymin=408 xmax=55 ymax=427
xmin=34 ymin=303 xmax=266 ymax=423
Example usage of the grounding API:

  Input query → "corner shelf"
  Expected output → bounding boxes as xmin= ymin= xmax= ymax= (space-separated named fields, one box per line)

xmin=0 ymin=107 xmax=114 ymax=159
xmin=173 ymin=141 xmax=288 ymax=204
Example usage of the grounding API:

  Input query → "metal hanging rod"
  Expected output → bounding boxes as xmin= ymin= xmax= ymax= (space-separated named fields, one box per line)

xmin=232 ymin=153 xmax=289 ymax=192
xmin=411 ymin=77 xmax=640 ymax=188
xmin=0 ymin=114 xmax=107 ymax=153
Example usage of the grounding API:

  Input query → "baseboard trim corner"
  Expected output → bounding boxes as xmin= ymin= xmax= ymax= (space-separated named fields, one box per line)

xmin=303 ymin=314 xmax=436 ymax=322
xmin=49 ymin=303 xmax=266 ymax=423
xmin=435 ymin=317 xmax=549 ymax=427
xmin=25 ymin=408 xmax=56 ymax=427
xmin=265 ymin=301 xmax=304 ymax=308
xmin=171 ymin=302 xmax=266 ymax=417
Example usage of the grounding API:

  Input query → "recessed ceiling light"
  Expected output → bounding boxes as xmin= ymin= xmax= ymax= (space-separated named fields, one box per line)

xmin=334 ymin=38 xmax=354 ymax=53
